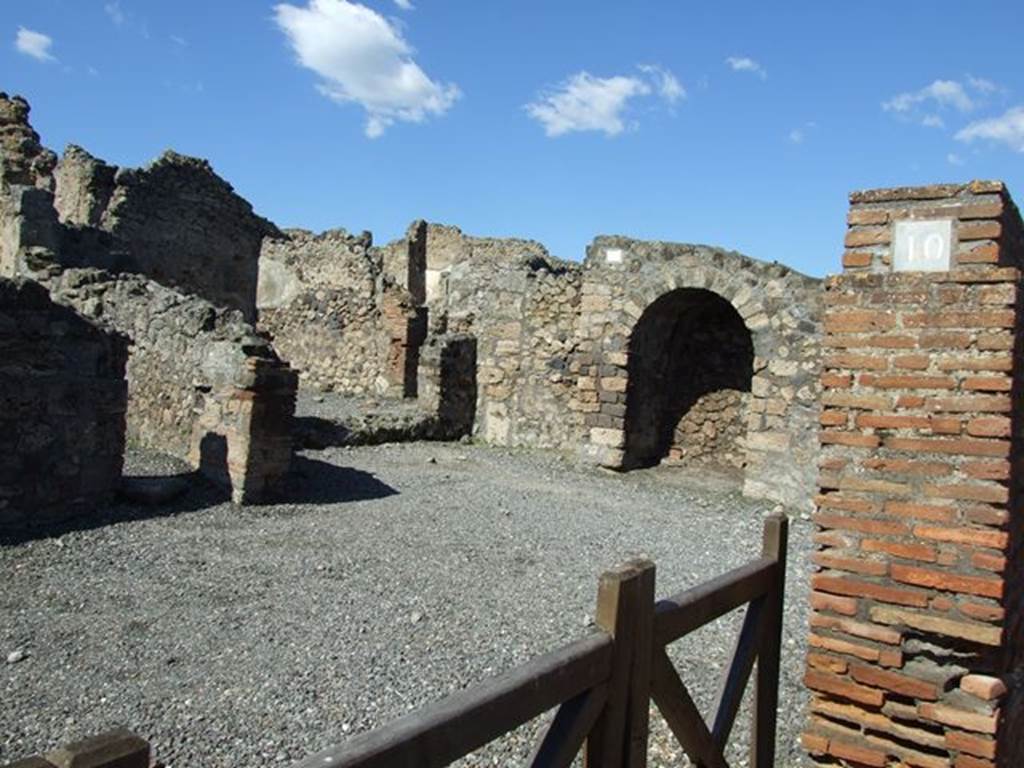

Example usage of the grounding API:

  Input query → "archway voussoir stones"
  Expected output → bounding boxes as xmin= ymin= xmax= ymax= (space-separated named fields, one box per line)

xmin=580 ymin=238 xmax=822 ymax=507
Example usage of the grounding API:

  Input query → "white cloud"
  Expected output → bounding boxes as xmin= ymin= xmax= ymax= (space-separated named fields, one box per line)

xmin=170 ymin=34 xmax=188 ymax=47
xmin=967 ymin=75 xmax=998 ymax=94
xmin=956 ymin=106 xmax=1024 ymax=153
xmin=104 ymin=1 xmax=125 ymax=26
xmin=15 ymin=27 xmax=55 ymax=62
xmin=725 ymin=56 xmax=766 ymax=80
xmin=921 ymin=114 xmax=945 ymax=128
xmin=527 ymin=72 xmax=649 ymax=137
xmin=274 ymin=0 xmax=459 ymax=138
xmin=394 ymin=0 xmax=414 ymax=9
xmin=639 ymin=64 xmax=685 ymax=104
xmin=883 ymin=79 xmax=976 ymax=114
xmin=526 ymin=65 xmax=683 ymax=138
xmin=947 ymin=153 xmax=965 ymax=166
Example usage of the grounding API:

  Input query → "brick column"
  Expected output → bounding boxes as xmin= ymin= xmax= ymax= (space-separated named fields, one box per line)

xmin=803 ymin=181 xmax=1024 ymax=768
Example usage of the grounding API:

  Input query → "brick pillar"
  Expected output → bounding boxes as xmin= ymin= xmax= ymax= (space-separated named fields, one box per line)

xmin=803 ymin=181 xmax=1024 ymax=768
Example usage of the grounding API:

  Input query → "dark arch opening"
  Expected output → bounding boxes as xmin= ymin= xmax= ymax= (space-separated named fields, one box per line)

xmin=622 ymin=288 xmax=754 ymax=470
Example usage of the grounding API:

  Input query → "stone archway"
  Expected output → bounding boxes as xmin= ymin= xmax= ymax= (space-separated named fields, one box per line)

xmin=622 ymin=288 xmax=753 ymax=471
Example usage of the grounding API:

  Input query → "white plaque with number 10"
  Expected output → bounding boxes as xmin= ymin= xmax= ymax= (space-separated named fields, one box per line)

xmin=893 ymin=219 xmax=953 ymax=272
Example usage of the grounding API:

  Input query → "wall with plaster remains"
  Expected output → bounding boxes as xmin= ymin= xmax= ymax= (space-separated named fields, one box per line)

xmin=0 ymin=278 xmax=127 ymax=531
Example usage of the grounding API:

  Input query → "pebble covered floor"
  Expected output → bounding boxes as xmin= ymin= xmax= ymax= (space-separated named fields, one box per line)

xmin=1 ymin=442 xmax=813 ymax=767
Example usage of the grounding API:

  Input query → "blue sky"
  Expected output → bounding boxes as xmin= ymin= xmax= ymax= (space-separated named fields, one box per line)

xmin=4 ymin=1 xmax=1023 ymax=277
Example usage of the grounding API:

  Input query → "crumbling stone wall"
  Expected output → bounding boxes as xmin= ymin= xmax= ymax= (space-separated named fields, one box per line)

xmin=0 ymin=278 xmax=127 ymax=531
xmin=417 ymin=333 xmax=477 ymax=437
xmin=803 ymin=181 xmax=1023 ymax=768
xmin=40 ymin=268 xmax=296 ymax=504
xmin=0 ymin=95 xmax=60 ymax=278
xmin=431 ymin=227 xmax=585 ymax=449
xmin=412 ymin=225 xmax=823 ymax=507
xmin=258 ymin=228 xmax=424 ymax=396
xmin=52 ymin=145 xmax=276 ymax=320
xmin=1 ymin=92 xmax=296 ymax=505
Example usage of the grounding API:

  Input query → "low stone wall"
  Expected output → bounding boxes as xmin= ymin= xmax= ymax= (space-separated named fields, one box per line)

xmin=45 ymin=268 xmax=296 ymax=504
xmin=418 ymin=333 xmax=478 ymax=437
xmin=0 ymin=278 xmax=127 ymax=531
xmin=258 ymin=228 xmax=423 ymax=396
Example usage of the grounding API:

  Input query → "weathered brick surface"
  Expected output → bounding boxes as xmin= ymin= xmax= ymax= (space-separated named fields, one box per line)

xmin=804 ymin=181 xmax=1024 ymax=767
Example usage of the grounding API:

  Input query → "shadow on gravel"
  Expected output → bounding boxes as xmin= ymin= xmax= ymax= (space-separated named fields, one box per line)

xmin=286 ymin=455 xmax=399 ymax=504
xmin=0 ymin=472 xmax=231 ymax=546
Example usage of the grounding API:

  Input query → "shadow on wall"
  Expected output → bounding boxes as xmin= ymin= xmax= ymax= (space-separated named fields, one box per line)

xmin=622 ymin=288 xmax=754 ymax=469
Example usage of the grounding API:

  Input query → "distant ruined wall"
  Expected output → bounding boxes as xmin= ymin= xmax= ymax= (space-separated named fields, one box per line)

xmin=258 ymin=228 xmax=424 ymax=396
xmin=420 ymin=225 xmax=823 ymax=507
xmin=52 ymin=145 xmax=276 ymax=320
xmin=425 ymin=224 xmax=586 ymax=449
xmin=0 ymin=278 xmax=128 ymax=531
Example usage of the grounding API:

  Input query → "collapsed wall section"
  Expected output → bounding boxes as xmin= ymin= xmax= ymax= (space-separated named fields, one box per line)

xmin=1 ymin=93 xmax=297 ymax=505
xmin=0 ymin=278 xmax=128 ymax=531
xmin=803 ymin=181 xmax=1023 ymax=768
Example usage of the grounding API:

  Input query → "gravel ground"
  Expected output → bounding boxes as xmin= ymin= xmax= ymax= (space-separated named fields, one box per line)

xmin=1 ymin=442 xmax=813 ymax=767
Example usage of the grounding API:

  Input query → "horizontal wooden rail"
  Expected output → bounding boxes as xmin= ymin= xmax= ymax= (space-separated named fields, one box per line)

xmin=293 ymin=632 xmax=613 ymax=768
xmin=653 ymin=556 xmax=776 ymax=645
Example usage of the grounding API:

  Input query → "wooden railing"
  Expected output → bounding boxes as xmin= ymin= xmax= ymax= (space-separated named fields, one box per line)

xmin=294 ymin=515 xmax=788 ymax=768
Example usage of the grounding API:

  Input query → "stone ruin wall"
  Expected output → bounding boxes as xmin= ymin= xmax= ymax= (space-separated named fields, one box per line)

xmin=431 ymin=226 xmax=585 ymax=450
xmin=257 ymin=227 xmax=424 ymax=397
xmin=2 ymin=90 xmax=825 ymax=510
xmin=0 ymin=93 xmax=296 ymax=506
xmin=43 ymin=268 xmax=296 ymax=504
xmin=0 ymin=278 xmax=128 ymax=531
xmin=266 ymin=220 xmax=822 ymax=507
xmin=573 ymin=237 xmax=823 ymax=505
xmin=52 ymin=145 xmax=276 ymax=321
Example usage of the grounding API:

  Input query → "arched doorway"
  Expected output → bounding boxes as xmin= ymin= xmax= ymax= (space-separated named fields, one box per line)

xmin=622 ymin=288 xmax=754 ymax=470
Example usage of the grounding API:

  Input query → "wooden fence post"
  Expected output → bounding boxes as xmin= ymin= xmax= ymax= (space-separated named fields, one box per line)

xmin=584 ymin=558 xmax=655 ymax=768
xmin=751 ymin=514 xmax=788 ymax=768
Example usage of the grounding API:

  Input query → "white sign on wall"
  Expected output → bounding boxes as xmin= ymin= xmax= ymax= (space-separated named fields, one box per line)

xmin=605 ymin=248 xmax=624 ymax=264
xmin=893 ymin=219 xmax=953 ymax=272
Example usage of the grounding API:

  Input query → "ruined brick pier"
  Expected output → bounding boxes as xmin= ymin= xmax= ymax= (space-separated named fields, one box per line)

xmin=803 ymin=181 xmax=1024 ymax=768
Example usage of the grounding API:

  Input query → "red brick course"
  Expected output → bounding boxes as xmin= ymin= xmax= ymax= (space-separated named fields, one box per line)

xmin=804 ymin=181 xmax=1021 ymax=768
